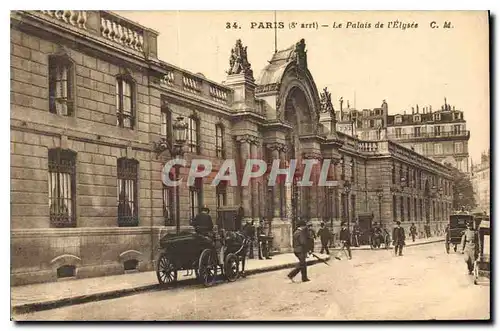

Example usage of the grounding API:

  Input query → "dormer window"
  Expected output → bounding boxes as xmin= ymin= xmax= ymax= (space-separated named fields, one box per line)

xmin=413 ymin=114 xmax=421 ymax=122
xmin=395 ymin=115 xmax=402 ymax=124
xmin=434 ymin=113 xmax=441 ymax=121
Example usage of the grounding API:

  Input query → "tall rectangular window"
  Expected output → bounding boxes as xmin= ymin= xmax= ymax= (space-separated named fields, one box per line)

xmin=393 ymin=195 xmax=397 ymax=220
xmin=216 ymin=182 xmax=227 ymax=210
xmin=188 ymin=116 xmax=200 ymax=154
xmin=434 ymin=126 xmax=441 ymax=136
xmin=116 ymin=77 xmax=134 ymax=129
xmin=215 ymin=124 xmax=224 ymax=158
xmin=400 ymin=196 xmax=404 ymax=221
xmin=414 ymin=127 xmax=421 ymax=137
xmin=453 ymin=124 xmax=461 ymax=135
xmin=407 ymin=197 xmax=411 ymax=221
xmin=395 ymin=128 xmax=402 ymax=138
xmin=161 ymin=105 xmax=172 ymax=141
xmin=189 ymin=178 xmax=203 ymax=220
xmin=162 ymin=184 xmax=174 ymax=226
xmin=434 ymin=143 xmax=443 ymax=155
xmin=454 ymin=142 xmax=463 ymax=154
xmin=48 ymin=148 xmax=76 ymax=227
xmin=49 ymin=56 xmax=74 ymax=116
xmin=414 ymin=198 xmax=418 ymax=221
xmin=117 ymin=158 xmax=138 ymax=227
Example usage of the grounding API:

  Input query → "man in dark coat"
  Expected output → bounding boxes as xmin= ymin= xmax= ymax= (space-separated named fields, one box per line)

xmin=461 ymin=221 xmax=478 ymax=275
xmin=393 ymin=221 xmax=406 ymax=256
xmin=335 ymin=222 xmax=352 ymax=260
xmin=307 ymin=222 xmax=316 ymax=253
xmin=410 ymin=223 xmax=417 ymax=242
xmin=317 ymin=222 xmax=332 ymax=255
xmin=352 ymin=221 xmax=361 ymax=247
xmin=257 ymin=219 xmax=271 ymax=260
xmin=287 ymin=220 xmax=311 ymax=282
xmin=242 ymin=220 xmax=256 ymax=259
xmin=191 ymin=205 xmax=213 ymax=236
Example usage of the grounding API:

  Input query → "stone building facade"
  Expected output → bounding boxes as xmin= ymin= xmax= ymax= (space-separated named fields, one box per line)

xmin=328 ymin=100 xmax=470 ymax=173
xmin=10 ymin=11 xmax=453 ymax=285
xmin=471 ymin=150 xmax=490 ymax=214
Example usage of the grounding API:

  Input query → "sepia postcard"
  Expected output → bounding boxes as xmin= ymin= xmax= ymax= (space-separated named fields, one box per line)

xmin=10 ymin=10 xmax=490 ymax=321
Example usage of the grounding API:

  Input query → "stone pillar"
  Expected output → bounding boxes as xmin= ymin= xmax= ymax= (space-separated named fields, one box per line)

xmin=237 ymin=136 xmax=252 ymax=221
xmin=270 ymin=147 xmax=281 ymax=218
xmin=250 ymin=141 xmax=259 ymax=220
xmin=279 ymin=148 xmax=287 ymax=218
xmin=302 ymin=151 xmax=323 ymax=225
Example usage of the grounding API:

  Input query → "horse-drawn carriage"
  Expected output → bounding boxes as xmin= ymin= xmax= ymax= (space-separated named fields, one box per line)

xmin=156 ymin=206 xmax=248 ymax=287
xmin=446 ymin=211 xmax=474 ymax=253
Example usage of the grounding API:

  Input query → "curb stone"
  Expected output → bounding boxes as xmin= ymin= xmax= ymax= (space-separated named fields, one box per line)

xmin=12 ymin=256 xmax=330 ymax=316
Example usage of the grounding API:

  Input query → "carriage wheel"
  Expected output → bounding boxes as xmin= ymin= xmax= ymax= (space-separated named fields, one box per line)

xmin=445 ymin=241 xmax=450 ymax=254
xmin=156 ymin=254 xmax=177 ymax=286
xmin=224 ymin=253 xmax=239 ymax=282
xmin=198 ymin=249 xmax=217 ymax=287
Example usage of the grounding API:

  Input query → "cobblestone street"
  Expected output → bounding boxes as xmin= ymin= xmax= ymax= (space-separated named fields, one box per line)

xmin=15 ymin=242 xmax=489 ymax=321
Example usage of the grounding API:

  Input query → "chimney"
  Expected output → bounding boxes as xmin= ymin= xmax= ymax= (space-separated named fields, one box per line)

xmin=416 ymin=104 xmax=419 ymax=113
xmin=412 ymin=107 xmax=415 ymax=114
xmin=429 ymin=105 xmax=432 ymax=112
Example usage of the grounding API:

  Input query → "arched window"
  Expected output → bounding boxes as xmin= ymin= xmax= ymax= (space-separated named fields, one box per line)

xmin=116 ymin=72 xmax=135 ymax=129
xmin=117 ymin=158 xmax=139 ymax=226
xmin=215 ymin=123 xmax=225 ymax=158
xmin=49 ymin=53 xmax=75 ymax=116
xmin=48 ymin=148 xmax=77 ymax=228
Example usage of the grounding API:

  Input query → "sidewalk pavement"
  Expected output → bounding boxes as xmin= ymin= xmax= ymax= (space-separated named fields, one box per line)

xmin=12 ymin=236 xmax=443 ymax=315
xmin=347 ymin=236 xmax=444 ymax=250
xmin=12 ymin=252 xmax=330 ymax=315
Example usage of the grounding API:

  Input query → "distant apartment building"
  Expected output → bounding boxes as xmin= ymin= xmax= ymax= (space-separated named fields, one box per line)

xmin=471 ymin=150 xmax=490 ymax=214
xmin=326 ymin=99 xmax=470 ymax=173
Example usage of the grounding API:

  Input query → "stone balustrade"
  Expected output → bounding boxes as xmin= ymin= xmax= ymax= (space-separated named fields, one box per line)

xmin=39 ymin=10 xmax=87 ymax=29
xmin=209 ymin=85 xmax=229 ymax=104
xmin=160 ymin=71 xmax=175 ymax=86
xmin=182 ymin=74 xmax=202 ymax=95
xmin=100 ymin=12 xmax=144 ymax=52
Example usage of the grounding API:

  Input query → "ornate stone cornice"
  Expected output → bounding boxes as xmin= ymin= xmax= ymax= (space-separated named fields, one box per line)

xmin=302 ymin=151 xmax=323 ymax=160
xmin=255 ymin=83 xmax=281 ymax=94
xmin=236 ymin=134 xmax=260 ymax=145
xmin=265 ymin=142 xmax=286 ymax=152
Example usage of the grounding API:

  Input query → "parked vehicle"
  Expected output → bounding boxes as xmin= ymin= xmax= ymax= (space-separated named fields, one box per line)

xmin=446 ymin=211 xmax=473 ymax=253
xmin=156 ymin=228 xmax=248 ymax=287
xmin=474 ymin=219 xmax=490 ymax=285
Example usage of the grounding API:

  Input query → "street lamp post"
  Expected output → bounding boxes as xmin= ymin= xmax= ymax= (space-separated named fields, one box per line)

xmin=153 ymin=116 xmax=188 ymax=235
xmin=343 ymin=181 xmax=352 ymax=241
xmin=377 ymin=190 xmax=383 ymax=227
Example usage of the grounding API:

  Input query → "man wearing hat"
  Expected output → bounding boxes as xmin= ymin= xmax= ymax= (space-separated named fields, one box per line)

xmin=335 ymin=222 xmax=352 ymax=260
xmin=192 ymin=205 xmax=214 ymax=236
xmin=306 ymin=221 xmax=316 ymax=253
xmin=460 ymin=220 xmax=478 ymax=275
xmin=392 ymin=221 xmax=406 ymax=256
xmin=287 ymin=220 xmax=311 ymax=282
xmin=317 ymin=222 xmax=332 ymax=255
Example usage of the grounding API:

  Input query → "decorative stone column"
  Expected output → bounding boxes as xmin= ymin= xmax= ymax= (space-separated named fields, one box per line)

xmin=250 ymin=139 xmax=260 ymax=221
xmin=237 ymin=135 xmax=253 ymax=221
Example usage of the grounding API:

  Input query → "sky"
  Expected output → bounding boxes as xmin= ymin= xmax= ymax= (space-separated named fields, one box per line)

xmin=117 ymin=11 xmax=490 ymax=163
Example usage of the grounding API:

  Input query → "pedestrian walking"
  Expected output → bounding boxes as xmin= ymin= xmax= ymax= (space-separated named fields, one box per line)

xmin=353 ymin=221 xmax=361 ymax=247
xmin=307 ymin=222 xmax=316 ymax=253
xmin=392 ymin=221 xmax=406 ymax=256
xmin=461 ymin=221 xmax=478 ymax=275
xmin=287 ymin=220 xmax=311 ymax=283
xmin=317 ymin=222 xmax=332 ymax=255
xmin=410 ymin=223 xmax=417 ymax=242
xmin=335 ymin=222 xmax=352 ymax=260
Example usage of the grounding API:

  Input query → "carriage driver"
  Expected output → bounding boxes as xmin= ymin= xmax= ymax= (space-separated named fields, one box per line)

xmin=192 ymin=205 xmax=214 ymax=236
